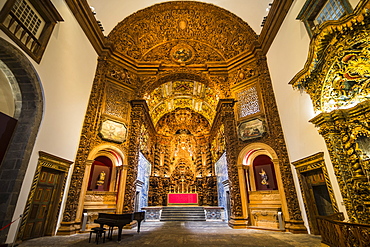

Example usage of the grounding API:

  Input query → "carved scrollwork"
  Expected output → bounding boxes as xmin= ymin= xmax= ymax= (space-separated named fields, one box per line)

xmin=108 ymin=2 xmax=257 ymax=62
xmin=311 ymin=102 xmax=370 ymax=223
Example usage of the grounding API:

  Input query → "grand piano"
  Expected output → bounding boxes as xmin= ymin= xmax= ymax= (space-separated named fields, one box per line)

xmin=94 ymin=212 xmax=145 ymax=242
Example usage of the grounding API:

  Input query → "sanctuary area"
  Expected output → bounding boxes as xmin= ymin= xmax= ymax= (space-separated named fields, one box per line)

xmin=0 ymin=0 xmax=369 ymax=246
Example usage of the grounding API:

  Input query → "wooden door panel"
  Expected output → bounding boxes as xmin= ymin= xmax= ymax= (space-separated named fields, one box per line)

xmin=23 ymin=168 xmax=60 ymax=240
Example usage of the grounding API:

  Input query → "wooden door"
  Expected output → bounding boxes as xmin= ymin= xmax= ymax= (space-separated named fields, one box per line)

xmin=302 ymin=169 xmax=334 ymax=235
xmin=23 ymin=168 xmax=59 ymax=239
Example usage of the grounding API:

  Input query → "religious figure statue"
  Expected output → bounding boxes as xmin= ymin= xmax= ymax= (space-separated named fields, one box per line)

xmin=259 ymin=168 xmax=269 ymax=185
xmin=96 ymin=171 xmax=106 ymax=186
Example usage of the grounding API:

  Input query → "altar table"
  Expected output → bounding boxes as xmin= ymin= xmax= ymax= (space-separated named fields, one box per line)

xmin=167 ymin=193 xmax=198 ymax=205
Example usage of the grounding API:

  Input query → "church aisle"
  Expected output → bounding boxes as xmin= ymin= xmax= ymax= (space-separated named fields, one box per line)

xmin=17 ymin=221 xmax=321 ymax=247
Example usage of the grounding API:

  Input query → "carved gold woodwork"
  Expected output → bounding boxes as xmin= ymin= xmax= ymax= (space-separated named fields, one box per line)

xmin=60 ymin=60 xmax=107 ymax=228
xmin=104 ymin=83 xmax=131 ymax=120
xmin=211 ymin=100 xmax=244 ymax=219
xmin=290 ymin=0 xmax=370 ymax=113
xmin=292 ymin=152 xmax=339 ymax=234
xmin=290 ymin=0 xmax=370 ymax=224
xmin=310 ymin=102 xmax=370 ymax=223
xmin=108 ymin=2 xmax=257 ymax=62
xmin=61 ymin=1 xmax=306 ymax=233
xmin=145 ymin=80 xmax=218 ymax=125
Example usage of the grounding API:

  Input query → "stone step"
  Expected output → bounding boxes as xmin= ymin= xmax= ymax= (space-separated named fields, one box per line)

xmin=160 ymin=207 xmax=206 ymax=221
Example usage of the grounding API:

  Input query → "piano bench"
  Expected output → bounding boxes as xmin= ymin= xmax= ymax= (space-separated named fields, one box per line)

xmin=89 ymin=227 xmax=106 ymax=244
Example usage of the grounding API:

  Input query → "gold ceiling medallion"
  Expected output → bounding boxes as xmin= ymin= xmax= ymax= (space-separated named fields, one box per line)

xmin=179 ymin=20 xmax=187 ymax=30
xmin=171 ymin=44 xmax=195 ymax=64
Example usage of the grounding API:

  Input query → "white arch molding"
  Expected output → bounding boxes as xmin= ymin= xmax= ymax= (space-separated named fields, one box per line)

xmin=237 ymin=142 xmax=290 ymax=228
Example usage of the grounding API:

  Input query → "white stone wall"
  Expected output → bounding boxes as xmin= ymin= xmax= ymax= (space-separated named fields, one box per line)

xmin=1 ymin=0 xmax=98 ymax=243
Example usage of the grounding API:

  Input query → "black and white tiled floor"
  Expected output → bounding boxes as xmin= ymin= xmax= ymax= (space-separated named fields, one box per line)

xmin=17 ymin=221 xmax=321 ymax=247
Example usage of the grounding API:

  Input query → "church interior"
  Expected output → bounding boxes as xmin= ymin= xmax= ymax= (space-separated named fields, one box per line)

xmin=0 ymin=0 xmax=370 ymax=246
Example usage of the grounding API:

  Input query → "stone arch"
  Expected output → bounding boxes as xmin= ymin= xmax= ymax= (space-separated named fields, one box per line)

xmin=0 ymin=37 xmax=43 ymax=243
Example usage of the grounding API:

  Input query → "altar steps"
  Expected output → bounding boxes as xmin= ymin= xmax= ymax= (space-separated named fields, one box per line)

xmin=160 ymin=207 xmax=206 ymax=221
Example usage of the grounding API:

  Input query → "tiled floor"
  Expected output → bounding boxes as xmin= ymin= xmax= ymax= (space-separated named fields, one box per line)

xmin=18 ymin=221 xmax=322 ymax=247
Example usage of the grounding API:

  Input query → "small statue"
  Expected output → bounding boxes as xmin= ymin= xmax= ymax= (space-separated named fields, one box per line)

xmin=96 ymin=171 xmax=106 ymax=186
xmin=259 ymin=168 xmax=269 ymax=185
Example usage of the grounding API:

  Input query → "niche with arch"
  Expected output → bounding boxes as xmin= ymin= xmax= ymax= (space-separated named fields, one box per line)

xmin=246 ymin=153 xmax=283 ymax=230
xmin=252 ymin=155 xmax=278 ymax=191
xmin=83 ymin=150 xmax=124 ymax=228
xmin=88 ymin=156 xmax=112 ymax=191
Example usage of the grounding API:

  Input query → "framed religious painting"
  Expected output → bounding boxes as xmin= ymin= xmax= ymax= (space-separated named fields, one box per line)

xmin=238 ymin=118 xmax=265 ymax=141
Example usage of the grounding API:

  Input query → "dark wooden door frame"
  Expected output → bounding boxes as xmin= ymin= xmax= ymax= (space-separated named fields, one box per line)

xmin=292 ymin=152 xmax=339 ymax=235
xmin=17 ymin=151 xmax=72 ymax=241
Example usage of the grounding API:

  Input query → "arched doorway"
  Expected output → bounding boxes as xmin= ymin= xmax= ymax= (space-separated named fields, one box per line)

xmin=0 ymin=37 xmax=43 ymax=243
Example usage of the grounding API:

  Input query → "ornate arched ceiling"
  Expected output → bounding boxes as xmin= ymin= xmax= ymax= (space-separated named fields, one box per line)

xmin=144 ymin=80 xmax=218 ymax=126
xmin=108 ymin=1 xmax=258 ymax=63
xmin=156 ymin=108 xmax=210 ymax=137
xmin=107 ymin=1 xmax=259 ymax=126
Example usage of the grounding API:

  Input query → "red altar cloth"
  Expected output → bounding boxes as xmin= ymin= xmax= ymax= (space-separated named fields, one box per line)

xmin=167 ymin=193 xmax=198 ymax=204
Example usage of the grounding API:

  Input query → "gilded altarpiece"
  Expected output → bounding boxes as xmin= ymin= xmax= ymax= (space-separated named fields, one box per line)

xmin=230 ymin=54 xmax=306 ymax=232
xmin=61 ymin=0 xmax=306 ymax=233
xmin=290 ymin=1 xmax=370 ymax=224
xmin=149 ymin=108 xmax=217 ymax=207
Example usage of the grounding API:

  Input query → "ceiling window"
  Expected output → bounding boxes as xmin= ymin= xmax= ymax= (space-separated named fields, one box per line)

xmin=297 ymin=0 xmax=352 ymax=37
xmin=0 ymin=0 xmax=63 ymax=63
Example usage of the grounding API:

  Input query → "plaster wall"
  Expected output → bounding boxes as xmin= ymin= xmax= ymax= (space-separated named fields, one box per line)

xmin=267 ymin=0 xmax=361 ymax=232
xmin=1 ymin=0 xmax=98 ymax=243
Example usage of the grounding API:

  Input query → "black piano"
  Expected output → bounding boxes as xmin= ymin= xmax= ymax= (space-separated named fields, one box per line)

xmin=94 ymin=212 xmax=145 ymax=242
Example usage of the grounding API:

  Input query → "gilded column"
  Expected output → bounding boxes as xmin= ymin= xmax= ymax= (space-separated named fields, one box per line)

xmin=219 ymin=99 xmax=247 ymax=228
xmin=310 ymin=104 xmax=370 ymax=224
xmin=237 ymin=164 xmax=249 ymax=222
xmin=122 ymin=100 xmax=146 ymax=213
xmin=75 ymin=160 xmax=94 ymax=224
xmin=116 ymin=165 xmax=128 ymax=213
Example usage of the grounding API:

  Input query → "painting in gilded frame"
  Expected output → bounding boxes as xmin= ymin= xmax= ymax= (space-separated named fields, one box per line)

xmin=238 ymin=118 xmax=264 ymax=141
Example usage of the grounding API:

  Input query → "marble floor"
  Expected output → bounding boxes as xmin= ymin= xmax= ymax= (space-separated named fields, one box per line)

xmin=17 ymin=221 xmax=322 ymax=247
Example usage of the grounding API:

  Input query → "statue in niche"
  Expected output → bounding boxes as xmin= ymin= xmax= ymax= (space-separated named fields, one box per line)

xmin=259 ymin=168 xmax=269 ymax=186
xmin=96 ymin=171 xmax=106 ymax=186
